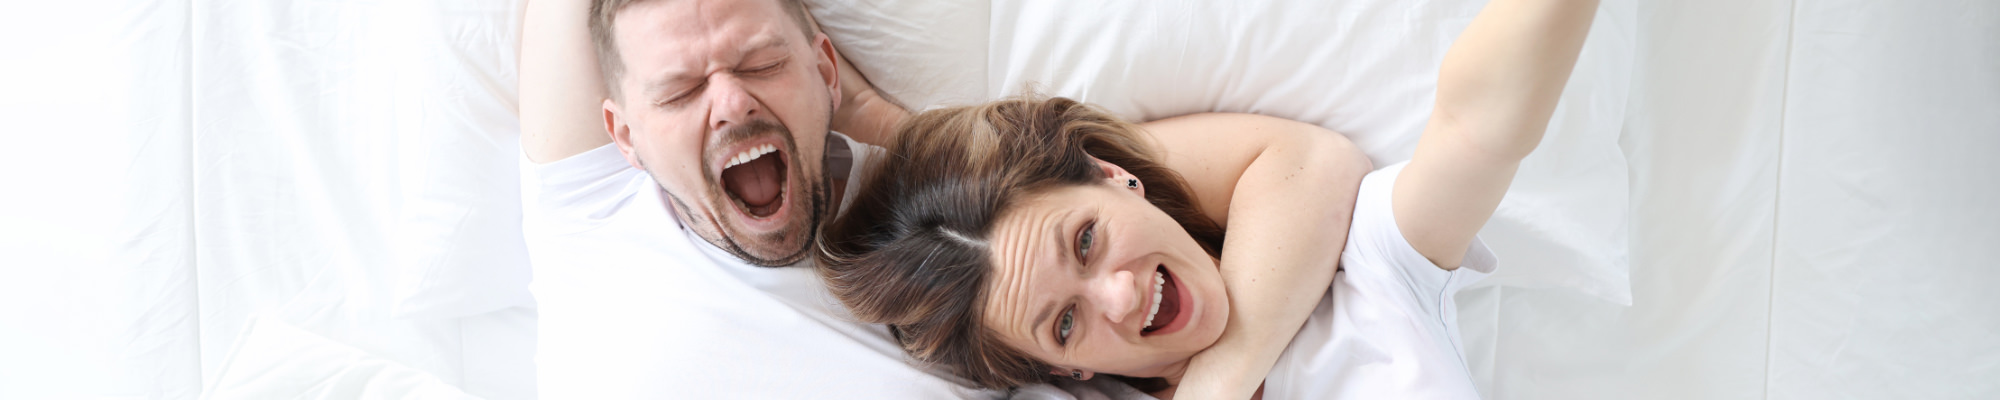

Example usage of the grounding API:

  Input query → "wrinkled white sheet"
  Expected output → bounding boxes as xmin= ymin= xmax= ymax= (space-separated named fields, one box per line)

xmin=0 ymin=1 xmax=200 ymax=399
xmin=1458 ymin=0 xmax=2000 ymax=398
xmin=0 ymin=1 xmax=533 ymax=399
xmin=202 ymin=318 xmax=480 ymax=400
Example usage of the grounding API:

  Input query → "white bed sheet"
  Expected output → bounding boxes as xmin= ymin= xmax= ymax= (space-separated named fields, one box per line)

xmin=1 ymin=1 xmax=535 ymax=399
xmin=1459 ymin=0 xmax=2000 ymax=399
xmin=1766 ymin=0 xmax=1999 ymax=396
xmin=0 ymin=1 xmax=200 ymax=398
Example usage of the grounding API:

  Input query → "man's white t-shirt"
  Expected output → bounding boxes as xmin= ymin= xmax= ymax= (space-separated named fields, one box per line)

xmin=521 ymin=133 xmax=1004 ymax=398
xmin=1263 ymin=161 xmax=1496 ymax=400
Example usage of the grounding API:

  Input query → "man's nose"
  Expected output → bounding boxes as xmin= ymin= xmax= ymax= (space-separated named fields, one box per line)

xmin=1090 ymin=269 xmax=1139 ymax=325
xmin=706 ymin=74 xmax=760 ymax=133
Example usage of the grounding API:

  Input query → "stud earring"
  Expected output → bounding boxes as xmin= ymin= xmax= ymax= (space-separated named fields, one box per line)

xmin=1071 ymin=370 xmax=1084 ymax=380
xmin=1126 ymin=179 xmax=1139 ymax=189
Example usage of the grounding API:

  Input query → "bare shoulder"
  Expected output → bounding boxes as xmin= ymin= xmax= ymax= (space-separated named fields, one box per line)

xmin=1138 ymin=113 xmax=1351 ymax=174
xmin=1136 ymin=112 xmax=1366 ymax=224
xmin=1139 ymin=113 xmax=1331 ymax=141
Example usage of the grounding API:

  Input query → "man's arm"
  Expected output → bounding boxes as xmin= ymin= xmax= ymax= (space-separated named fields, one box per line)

xmin=1144 ymin=114 xmax=1371 ymax=400
xmin=1396 ymin=0 xmax=1599 ymax=268
xmin=519 ymin=0 xmax=611 ymax=164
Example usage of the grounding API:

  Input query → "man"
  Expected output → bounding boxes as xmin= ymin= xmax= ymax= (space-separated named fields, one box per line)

xmin=518 ymin=0 xmax=997 ymax=397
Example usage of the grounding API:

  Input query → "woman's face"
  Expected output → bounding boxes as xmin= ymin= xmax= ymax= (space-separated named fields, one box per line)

xmin=981 ymin=180 xmax=1229 ymax=379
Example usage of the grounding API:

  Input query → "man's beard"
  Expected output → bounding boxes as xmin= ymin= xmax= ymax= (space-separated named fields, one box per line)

xmin=652 ymin=119 xmax=827 ymax=267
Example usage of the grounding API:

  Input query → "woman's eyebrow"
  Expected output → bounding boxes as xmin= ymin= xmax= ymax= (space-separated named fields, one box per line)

xmin=1036 ymin=210 xmax=1080 ymax=349
xmin=1034 ymin=301 xmax=1055 ymax=347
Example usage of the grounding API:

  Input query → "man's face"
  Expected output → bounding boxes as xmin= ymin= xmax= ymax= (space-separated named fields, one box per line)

xmin=604 ymin=0 xmax=840 ymax=266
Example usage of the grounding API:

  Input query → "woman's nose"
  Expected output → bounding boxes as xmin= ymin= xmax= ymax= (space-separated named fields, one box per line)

xmin=1091 ymin=269 xmax=1139 ymax=324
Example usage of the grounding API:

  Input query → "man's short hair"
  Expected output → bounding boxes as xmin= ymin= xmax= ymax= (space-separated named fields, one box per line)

xmin=590 ymin=0 xmax=815 ymax=102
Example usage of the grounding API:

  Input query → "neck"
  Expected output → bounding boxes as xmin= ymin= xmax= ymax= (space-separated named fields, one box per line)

xmin=822 ymin=131 xmax=855 ymax=216
xmin=1142 ymin=362 xmax=1190 ymax=399
xmin=828 ymin=174 xmax=847 ymax=214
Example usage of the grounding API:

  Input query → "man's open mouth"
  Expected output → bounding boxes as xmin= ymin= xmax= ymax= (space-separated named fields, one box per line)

xmin=720 ymin=143 xmax=787 ymax=219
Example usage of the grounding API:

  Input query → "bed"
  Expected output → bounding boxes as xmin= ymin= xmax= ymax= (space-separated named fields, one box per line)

xmin=0 ymin=0 xmax=1992 ymax=398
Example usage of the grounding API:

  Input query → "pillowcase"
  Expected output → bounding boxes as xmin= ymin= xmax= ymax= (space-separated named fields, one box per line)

xmin=810 ymin=0 xmax=1634 ymax=305
xmin=390 ymin=0 xmax=534 ymax=319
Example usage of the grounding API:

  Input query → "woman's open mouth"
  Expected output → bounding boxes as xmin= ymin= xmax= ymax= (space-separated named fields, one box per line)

xmin=1141 ymin=264 xmax=1190 ymax=336
xmin=720 ymin=143 xmax=788 ymax=220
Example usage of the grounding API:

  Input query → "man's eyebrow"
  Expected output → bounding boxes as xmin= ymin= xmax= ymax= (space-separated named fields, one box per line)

xmin=641 ymin=34 xmax=793 ymax=97
xmin=741 ymin=33 xmax=788 ymax=54
xmin=642 ymin=67 xmax=699 ymax=98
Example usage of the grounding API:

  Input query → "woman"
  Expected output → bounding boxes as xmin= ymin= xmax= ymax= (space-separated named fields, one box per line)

xmin=817 ymin=0 xmax=1599 ymax=398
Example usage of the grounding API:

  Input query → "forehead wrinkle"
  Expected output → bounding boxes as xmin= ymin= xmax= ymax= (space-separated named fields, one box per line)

xmin=987 ymin=201 xmax=1073 ymax=354
xmin=637 ymin=17 xmax=792 ymax=97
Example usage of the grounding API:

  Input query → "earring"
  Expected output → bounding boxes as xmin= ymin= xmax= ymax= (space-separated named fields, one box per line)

xmin=1071 ymin=370 xmax=1083 ymax=380
xmin=1126 ymin=179 xmax=1139 ymax=189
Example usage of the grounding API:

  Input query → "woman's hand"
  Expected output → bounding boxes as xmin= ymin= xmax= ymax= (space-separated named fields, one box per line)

xmin=804 ymin=9 xmax=910 ymax=146
xmin=828 ymin=51 xmax=909 ymax=147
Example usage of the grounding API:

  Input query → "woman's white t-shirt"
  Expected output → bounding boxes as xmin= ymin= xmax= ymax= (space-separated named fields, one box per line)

xmin=1262 ymin=161 xmax=1496 ymax=400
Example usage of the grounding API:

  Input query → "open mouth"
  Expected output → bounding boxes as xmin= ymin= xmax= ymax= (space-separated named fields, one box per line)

xmin=1141 ymin=265 xmax=1184 ymax=336
xmin=720 ymin=143 xmax=787 ymax=219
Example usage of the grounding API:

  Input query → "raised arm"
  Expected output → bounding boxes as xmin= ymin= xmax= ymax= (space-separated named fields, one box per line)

xmin=519 ymin=0 xmax=610 ymax=164
xmin=1143 ymin=114 xmax=1371 ymax=399
xmin=1396 ymin=0 xmax=1599 ymax=268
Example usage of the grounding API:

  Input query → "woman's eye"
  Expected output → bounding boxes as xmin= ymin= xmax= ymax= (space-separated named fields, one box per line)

xmin=1057 ymin=307 xmax=1075 ymax=345
xmin=1077 ymin=223 xmax=1095 ymax=260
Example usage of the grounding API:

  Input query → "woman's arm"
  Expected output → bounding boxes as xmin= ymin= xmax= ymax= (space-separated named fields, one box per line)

xmin=1142 ymin=114 xmax=1371 ymax=400
xmin=519 ymin=0 xmax=611 ymax=164
xmin=803 ymin=10 xmax=910 ymax=146
xmin=1396 ymin=0 xmax=1599 ymax=268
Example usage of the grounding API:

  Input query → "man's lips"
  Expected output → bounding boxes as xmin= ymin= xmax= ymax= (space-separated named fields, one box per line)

xmin=722 ymin=150 xmax=785 ymax=217
xmin=714 ymin=137 xmax=792 ymax=224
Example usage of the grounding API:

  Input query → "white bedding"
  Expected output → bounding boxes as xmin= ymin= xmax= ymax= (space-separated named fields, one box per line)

xmin=0 ymin=0 xmax=534 ymax=399
xmin=821 ymin=0 xmax=1637 ymax=306
xmin=0 ymin=0 xmax=1993 ymax=399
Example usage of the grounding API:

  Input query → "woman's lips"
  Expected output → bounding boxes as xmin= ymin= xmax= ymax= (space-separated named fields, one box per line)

xmin=1142 ymin=265 xmax=1190 ymax=336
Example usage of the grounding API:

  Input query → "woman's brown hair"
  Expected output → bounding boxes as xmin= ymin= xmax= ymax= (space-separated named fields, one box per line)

xmin=816 ymin=96 xmax=1224 ymax=390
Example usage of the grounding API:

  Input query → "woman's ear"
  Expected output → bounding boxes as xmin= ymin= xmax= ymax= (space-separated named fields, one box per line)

xmin=1086 ymin=155 xmax=1143 ymax=197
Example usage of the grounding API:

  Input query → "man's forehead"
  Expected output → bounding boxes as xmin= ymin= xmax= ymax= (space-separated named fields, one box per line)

xmin=622 ymin=1 xmax=792 ymax=49
xmin=622 ymin=0 xmax=796 ymax=38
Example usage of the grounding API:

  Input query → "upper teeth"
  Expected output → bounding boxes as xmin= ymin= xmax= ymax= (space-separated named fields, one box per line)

xmin=725 ymin=144 xmax=777 ymax=169
xmin=1144 ymin=269 xmax=1166 ymax=329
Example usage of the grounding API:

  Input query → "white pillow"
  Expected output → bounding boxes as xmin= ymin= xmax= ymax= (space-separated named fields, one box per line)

xmin=811 ymin=0 xmax=1634 ymax=305
xmin=389 ymin=0 xmax=535 ymax=319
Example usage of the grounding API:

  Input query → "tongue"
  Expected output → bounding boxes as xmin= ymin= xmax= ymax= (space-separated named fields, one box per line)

xmin=723 ymin=153 xmax=784 ymax=209
xmin=1147 ymin=268 xmax=1180 ymax=332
